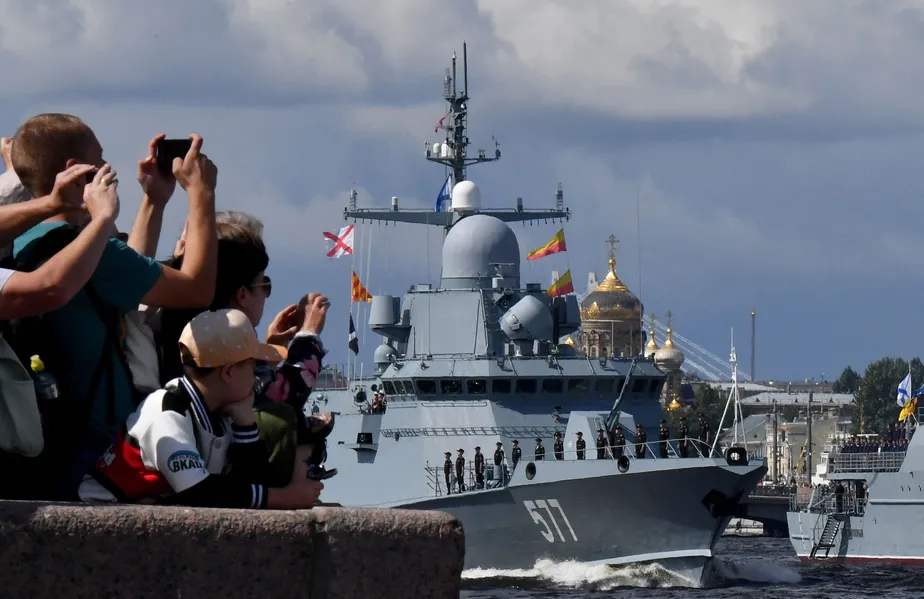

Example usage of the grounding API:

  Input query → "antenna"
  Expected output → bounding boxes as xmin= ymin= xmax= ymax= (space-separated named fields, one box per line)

xmin=713 ymin=327 xmax=747 ymax=455
xmin=343 ymin=42 xmax=569 ymax=230
xmin=750 ymin=310 xmax=756 ymax=381
xmin=425 ymin=41 xmax=501 ymax=186
xmin=636 ymin=185 xmax=642 ymax=305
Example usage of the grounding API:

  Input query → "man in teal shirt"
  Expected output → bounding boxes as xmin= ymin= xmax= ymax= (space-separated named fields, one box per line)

xmin=10 ymin=114 xmax=219 ymax=499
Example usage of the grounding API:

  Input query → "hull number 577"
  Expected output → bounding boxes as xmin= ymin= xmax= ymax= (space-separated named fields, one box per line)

xmin=523 ymin=499 xmax=579 ymax=543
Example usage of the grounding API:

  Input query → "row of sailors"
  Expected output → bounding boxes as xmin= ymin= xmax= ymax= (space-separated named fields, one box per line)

xmin=441 ymin=418 xmax=713 ymax=493
xmin=887 ymin=422 xmax=915 ymax=442
xmin=839 ymin=437 xmax=911 ymax=454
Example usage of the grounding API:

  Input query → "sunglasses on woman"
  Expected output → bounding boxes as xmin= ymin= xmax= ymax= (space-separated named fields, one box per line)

xmin=250 ymin=275 xmax=272 ymax=298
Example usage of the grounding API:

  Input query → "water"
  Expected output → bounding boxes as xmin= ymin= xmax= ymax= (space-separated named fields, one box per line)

xmin=462 ymin=536 xmax=920 ymax=598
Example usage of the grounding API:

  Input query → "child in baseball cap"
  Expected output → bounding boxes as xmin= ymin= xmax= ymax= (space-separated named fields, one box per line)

xmin=78 ymin=308 xmax=324 ymax=509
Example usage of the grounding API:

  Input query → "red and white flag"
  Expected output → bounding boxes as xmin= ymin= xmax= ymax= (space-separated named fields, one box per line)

xmin=323 ymin=225 xmax=354 ymax=259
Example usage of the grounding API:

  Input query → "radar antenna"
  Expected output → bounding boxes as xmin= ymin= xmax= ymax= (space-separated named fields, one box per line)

xmin=343 ymin=42 xmax=570 ymax=230
xmin=424 ymin=42 xmax=501 ymax=185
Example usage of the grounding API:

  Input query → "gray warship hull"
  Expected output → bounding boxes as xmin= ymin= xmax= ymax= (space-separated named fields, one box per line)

xmin=401 ymin=459 xmax=765 ymax=581
xmin=318 ymin=394 xmax=767 ymax=585
xmin=787 ymin=511 xmax=924 ymax=564
xmin=786 ymin=425 xmax=923 ymax=564
xmin=786 ymin=454 xmax=923 ymax=564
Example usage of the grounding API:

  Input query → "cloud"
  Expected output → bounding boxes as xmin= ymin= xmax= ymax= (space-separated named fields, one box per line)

xmin=3 ymin=0 xmax=924 ymax=124
xmin=4 ymin=1 xmax=924 ymax=379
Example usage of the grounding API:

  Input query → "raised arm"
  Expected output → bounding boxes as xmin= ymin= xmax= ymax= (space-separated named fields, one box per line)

xmin=0 ymin=165 xmax=120 ymax=319
xmin=126 ymin=134 xmax=176 ymax=257
xmin=262 ymin=294 xmax=330 ymax=444
xmin=0 ymin=192 xmax=58 ymax=248
xmin=140 ymin=134 xmax=218 ymax=309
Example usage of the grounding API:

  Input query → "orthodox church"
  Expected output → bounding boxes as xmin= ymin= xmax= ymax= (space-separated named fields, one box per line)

xmin=566 ymin=235 xmax=686 ymax=409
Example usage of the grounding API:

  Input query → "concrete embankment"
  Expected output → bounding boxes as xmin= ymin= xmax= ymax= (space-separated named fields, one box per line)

xmin=0 ymin=501 xmax=464 ymax=598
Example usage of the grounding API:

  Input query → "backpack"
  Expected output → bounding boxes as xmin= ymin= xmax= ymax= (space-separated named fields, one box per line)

xmin=0 ymin=225 xmax=136 ymax=499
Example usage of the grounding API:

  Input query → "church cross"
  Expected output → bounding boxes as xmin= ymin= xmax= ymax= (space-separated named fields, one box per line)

xmin=665 ymin=310 xmax=673 ymax=327
xmin=606 ymin=234 xmax=619 ymax=262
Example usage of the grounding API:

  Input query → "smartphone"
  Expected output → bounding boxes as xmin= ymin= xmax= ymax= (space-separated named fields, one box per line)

xmin=155 ymin=138 xmax=193 ymax=176
xmin=307 ymin=465 xmax=338 ymax=481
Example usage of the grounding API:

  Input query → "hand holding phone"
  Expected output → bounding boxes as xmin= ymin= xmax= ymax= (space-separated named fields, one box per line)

xmin=155 ymin=138 xmax=193 ymax=176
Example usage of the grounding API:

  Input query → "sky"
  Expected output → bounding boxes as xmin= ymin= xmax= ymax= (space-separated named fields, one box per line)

xmin=1 ymin=0 xmax=922 ymax=382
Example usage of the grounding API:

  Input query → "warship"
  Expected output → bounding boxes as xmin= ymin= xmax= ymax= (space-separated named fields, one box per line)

xmin=787 ymin=419 xmax=920 ymax=563
xmin=311 ymin=43 xmax=767 ymax=584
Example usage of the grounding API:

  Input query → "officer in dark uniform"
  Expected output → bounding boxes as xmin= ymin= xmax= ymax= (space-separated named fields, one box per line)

xmin=553 ymin=431 xmax=564 ymax=460
xmin=535 ymin=438 xmax=545 ymax=460
xmin=613 ymin=427 xmax=626 ymax=458
xmin=494 ymin=441 xmax=505 ymax=466
xmin=635 ymin=423 xmax=647 ymax=458
xmin=511 ymin=440 xmax=522 ymax=468
xmin=443 ymin=451 xmax=452 ymax=494
xmin=474 ymin=446 xmax=485 ymax=489
xmin=698 ymin=413 xmax=711 ymax=456
xmin=658 ymin=420 xmax=670 ymax=458
xmin=595 ymin=428 xmax=608 ymax=459
xmin=455 ymin=448 xmax=466 ymax=492
xmin=678 ymin=417 xmax=690 ymax=458
xmin=575 ymin=431 xmax=586 ymax=460
xmin=835 ymin=481 xmax=845 ymax=513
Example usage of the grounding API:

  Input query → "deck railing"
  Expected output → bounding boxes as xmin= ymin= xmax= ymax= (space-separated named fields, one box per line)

xmin=424 ymin=437 xmax=753 ymax=497
xmin=828 ymin=451 xmax=906 ymax=474
xmin=749 ymin=485 xmax=793 ymax=499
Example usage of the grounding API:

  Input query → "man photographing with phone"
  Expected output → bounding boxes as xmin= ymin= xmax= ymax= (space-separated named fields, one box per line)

xmin=7 ymin=114 xmax=220 ymax=500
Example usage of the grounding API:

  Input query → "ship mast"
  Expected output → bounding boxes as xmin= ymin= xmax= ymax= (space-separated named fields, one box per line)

xmin=344 ymin=42 xmax=570 ymax=229
xmin=425 ymin=43 xmax=500 ymax=186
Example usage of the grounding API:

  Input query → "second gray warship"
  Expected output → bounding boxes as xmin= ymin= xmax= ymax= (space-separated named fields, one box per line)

xmin=787 ymin=415 xmax=920 ymax=563
xmin=310 ymin=44 xmax=767 ymax=585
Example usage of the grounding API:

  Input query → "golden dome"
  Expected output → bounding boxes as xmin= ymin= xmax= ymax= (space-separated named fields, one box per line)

xmin=564 ymin=336 xmax=575 ymax=346
xmin=654 ymin=314 xmax=684 ymax=371
xmin=663 ymin=327 xmax=675 ymax=349
xmin=644 ymin=314 xmax=659 ymax=358
xmin=579 ymin=246 xmax=642 ymax=321
xmin=668 ymin=398 xmax=682 ymax=411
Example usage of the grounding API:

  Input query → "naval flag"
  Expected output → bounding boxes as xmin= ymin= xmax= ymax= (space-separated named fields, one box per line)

xmin=349 ymin=314 xmax=359 ymax=355
xmin=897 ymin=371 xmax=912 ymax=407
xmin=435 ymin=174 xmax=452 ymax=212
xmin=323 ymin=225 xmax=354 ymax=259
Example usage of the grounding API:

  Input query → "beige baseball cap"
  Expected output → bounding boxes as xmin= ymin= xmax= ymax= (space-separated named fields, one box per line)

xmin=179 ymin=308 xmax=287 ymax=368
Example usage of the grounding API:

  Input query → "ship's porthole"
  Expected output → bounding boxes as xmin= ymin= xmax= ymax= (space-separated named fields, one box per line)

xmin=617 ymin=455 xmax=630 ymax=473
xmin=525 ymin=462 xmax=536 ymax=480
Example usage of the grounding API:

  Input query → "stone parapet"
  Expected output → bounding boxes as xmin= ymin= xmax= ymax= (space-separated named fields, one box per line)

xmin=0 ymin=501 xmax=464 ymax=598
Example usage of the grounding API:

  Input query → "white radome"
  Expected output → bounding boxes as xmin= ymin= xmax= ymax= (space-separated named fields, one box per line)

xmin=451 ymin=180 xmax=482 ymax=212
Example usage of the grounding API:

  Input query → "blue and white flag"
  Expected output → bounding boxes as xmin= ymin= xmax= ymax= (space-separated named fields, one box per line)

xmin=897 ymin=371 xmax=912 ymax=407
xmin=435 ymin=174 xmax=452 ymax=212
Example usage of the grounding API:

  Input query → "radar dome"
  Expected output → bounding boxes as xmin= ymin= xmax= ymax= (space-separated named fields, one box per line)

xmin=451 ymin=180 xmax=481 ymax=212
xmin=374 ymin=344 xmax=398 ymax=371
xmin=441 ymin=214 xmax=520 ymax=289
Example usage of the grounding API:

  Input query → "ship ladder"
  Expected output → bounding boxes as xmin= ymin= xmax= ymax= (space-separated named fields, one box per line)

xmin=810 ymin=515 xmax=841 ymax=559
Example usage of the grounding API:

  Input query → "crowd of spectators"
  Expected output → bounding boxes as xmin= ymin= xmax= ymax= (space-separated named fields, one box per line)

xmin=0 ymin=114 xmax=330 ymax=509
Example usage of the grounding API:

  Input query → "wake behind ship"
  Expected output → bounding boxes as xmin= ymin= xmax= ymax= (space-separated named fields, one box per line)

xmin=311 ymin=43 xmax=767 ymax=585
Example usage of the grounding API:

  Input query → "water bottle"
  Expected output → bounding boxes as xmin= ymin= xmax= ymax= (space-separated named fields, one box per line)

xmin=31 ymin=355 xmax=60 ymax=401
